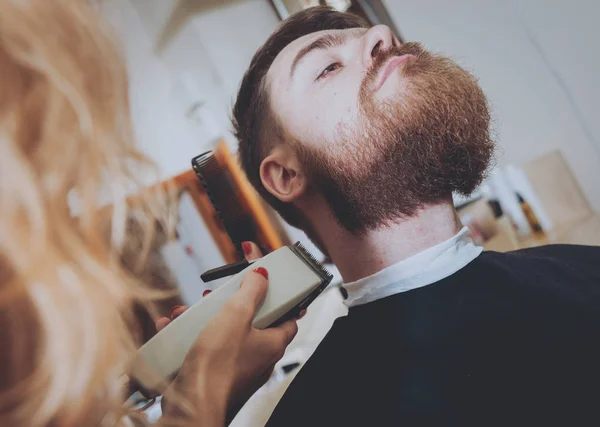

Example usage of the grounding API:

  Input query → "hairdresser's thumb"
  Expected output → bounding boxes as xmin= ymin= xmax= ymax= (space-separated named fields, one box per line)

xmin=230 ymin=268 xmax=269 ymax=320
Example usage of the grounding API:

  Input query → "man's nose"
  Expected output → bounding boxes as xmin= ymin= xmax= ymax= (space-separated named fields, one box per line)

xmin=361 ymin=25 xmax=400 ymax=68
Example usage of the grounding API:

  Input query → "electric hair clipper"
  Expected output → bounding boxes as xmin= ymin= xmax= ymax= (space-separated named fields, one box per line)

xmin=129 ymin=242 xmax=332 ymax=397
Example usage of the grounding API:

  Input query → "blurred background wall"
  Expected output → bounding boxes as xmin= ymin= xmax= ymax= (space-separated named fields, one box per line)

xmin=101 ymin=0 xmax=281 ymax=185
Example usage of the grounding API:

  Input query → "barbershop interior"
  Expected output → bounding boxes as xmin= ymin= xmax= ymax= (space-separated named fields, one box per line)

xmin=3 ymin=0 xmax=600 ymax=426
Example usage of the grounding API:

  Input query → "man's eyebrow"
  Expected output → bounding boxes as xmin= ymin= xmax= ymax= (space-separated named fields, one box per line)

xmin=290 ymin=32 xmax=351 ymax=78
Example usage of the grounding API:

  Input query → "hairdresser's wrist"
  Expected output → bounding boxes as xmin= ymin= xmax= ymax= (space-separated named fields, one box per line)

xmin=162 ymin=363 xmax=231 ymax=426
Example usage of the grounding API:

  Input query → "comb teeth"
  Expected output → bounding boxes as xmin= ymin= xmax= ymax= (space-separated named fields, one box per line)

xmin=192 ymin=154 xmax=245 ymax=221
xmin=291 ymin=242 xmax=333 ymax=284
xmin=191 ymin=152 xmax=256 ymax=256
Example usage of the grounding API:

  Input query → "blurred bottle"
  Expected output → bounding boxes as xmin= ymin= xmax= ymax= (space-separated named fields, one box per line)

xmin=517 ymin=193 xmax=545 ymax=239
xmin=488 ymin=170 xmax=532 ymax=237
xmin=504 ymin=164 xmax=553 ymax=232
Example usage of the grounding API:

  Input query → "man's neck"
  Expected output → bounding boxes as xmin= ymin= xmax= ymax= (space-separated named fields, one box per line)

xmin=305 ymin=200 xmax=462 ymax=283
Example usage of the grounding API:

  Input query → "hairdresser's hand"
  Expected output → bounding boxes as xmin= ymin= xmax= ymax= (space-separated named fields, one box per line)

xmin=160 ymin=262 xmax=299 ymax=425
xmin=155 ymin=242 xmax=266 ymax=331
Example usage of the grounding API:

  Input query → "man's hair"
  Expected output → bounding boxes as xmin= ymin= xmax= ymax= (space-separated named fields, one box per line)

xmin=232 ymin=6 xmax=369 ymax=228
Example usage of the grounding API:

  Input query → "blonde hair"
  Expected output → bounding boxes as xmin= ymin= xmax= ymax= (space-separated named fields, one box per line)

xmin=0 ymin=0 xmax=174 ymax=425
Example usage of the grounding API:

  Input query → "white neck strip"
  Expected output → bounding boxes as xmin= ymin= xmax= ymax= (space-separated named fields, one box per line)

xmin=343 ymin=226 xmax=482 ymax=308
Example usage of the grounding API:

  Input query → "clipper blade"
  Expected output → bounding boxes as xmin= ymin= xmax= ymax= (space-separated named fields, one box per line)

xmin=290 ymin=242 xmax=333 ymax=285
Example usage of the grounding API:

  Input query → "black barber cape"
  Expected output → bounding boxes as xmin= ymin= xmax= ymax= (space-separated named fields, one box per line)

xmin=267 ymin=245 xmax=600 ymax=427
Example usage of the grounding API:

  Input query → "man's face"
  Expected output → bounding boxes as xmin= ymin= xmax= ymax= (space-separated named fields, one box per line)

xmin=265 ymin=24 xmax=493 ymax=234
xmin=267 ymin=26 xmax=404 ymax=156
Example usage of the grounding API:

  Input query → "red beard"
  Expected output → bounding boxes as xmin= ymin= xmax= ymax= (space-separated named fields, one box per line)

xmin=297 ymin=42 xmax=495 ymax=234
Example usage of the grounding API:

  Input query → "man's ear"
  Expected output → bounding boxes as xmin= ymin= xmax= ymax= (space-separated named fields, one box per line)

xmin=260 ymin=145 xmax=306 ymax=203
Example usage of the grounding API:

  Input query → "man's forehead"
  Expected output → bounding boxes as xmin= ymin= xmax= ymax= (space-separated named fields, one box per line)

xmin=267 ymin=28 xmax=365 ymax=87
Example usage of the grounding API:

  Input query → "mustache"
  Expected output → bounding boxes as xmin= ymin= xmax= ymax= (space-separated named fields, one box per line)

xmin=362 ymin=42 xmax=428 ymax=87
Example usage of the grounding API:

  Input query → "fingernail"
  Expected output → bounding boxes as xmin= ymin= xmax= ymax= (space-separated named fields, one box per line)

xmin=298 ymin=309 xmax=307 ymax=319
xmin=202 ymin=289 xmax=212 ymax=297
xmin=253 ymin=267 xmax=268 ymax=280
xmin=170 ymin=305 xmax=183 ymax=319
xmin=242 ymin=241 xmax=252 ymax=256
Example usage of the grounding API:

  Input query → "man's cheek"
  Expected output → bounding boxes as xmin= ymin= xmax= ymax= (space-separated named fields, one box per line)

xmin=288 ymin=104 xmax=322 ymax=137
xmin=333 ymin=102 xmax=361 ymax=134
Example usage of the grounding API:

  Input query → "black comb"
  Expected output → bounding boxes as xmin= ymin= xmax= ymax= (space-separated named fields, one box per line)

xmin=191 ymin=152 xmax=259 ymax=259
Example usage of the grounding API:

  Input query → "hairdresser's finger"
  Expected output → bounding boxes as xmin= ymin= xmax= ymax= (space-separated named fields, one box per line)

xmin=242 ymin=241 xmax=263 ymax=261
xmin=228 ymin=268 xmax=269 ymax=318
xmin=258 ymin=318 xmax=299 ymax=356
xmin=297 ymin=309 xmax=308 ymax=320
xmin=170 ymin=305 xmax=189 ymax=320
xmin=155 ymin=317 xmax=171 ymax=332
xmin=275 ymin=318 xmax=299 ymax=346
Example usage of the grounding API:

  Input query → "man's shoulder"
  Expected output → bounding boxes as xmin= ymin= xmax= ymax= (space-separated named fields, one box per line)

xmin=484 ymin=243 xmax=600 ymax=261
xmin=466 ymin=243 xmax=600 ymax=279
xmin=447 ymin=243 xmax=600 ymax=305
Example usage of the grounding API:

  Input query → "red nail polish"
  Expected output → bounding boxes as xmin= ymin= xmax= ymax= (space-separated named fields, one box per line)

xmin=253 ymin=267 xmax=268 ymax=280
xmin=202 ymin=289 xmax=212 ymax=297
xmin=170 ymin=305 xmax=183 ymax=319
xmin=242 ymin=241 xmax=252 ymax=256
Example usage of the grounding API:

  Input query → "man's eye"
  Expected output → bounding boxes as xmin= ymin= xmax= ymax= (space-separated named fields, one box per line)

xmin=317 ymin=63 xmax=341 ymax=80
